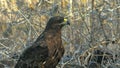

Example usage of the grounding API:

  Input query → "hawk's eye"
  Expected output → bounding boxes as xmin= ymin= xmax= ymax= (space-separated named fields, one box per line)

xmin=57 ymin=18 xmax=64 ymax=23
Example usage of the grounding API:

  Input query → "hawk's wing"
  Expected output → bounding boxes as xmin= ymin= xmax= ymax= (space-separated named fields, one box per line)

xmin=15 ymin=42 xmax=48 ymax=68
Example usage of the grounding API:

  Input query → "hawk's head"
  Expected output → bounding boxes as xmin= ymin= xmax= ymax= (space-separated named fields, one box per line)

xmin=45 ymin=16 xmax=70 ymax=30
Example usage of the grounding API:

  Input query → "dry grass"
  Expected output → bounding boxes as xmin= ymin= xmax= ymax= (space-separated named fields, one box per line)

xmin=0 ymin=0 xmax=120 ymax=68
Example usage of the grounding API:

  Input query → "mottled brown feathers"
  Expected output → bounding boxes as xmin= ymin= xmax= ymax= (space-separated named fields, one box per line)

xmin=15 ymin=16 xmax=70 ymax=68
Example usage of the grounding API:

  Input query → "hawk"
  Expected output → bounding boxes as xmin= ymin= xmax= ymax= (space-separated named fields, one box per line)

xmin=15 ymin=16 xmax=70 ymax=68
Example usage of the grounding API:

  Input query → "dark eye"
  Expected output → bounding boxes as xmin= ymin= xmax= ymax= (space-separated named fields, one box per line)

xmin=58 ymin=18 xmax=64 ymax=23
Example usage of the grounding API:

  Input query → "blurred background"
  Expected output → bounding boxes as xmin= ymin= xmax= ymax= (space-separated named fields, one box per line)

xmin=0 ymin=0 xmax=120 ymax=68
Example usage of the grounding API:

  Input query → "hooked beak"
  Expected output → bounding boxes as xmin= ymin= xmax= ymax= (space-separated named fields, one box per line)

xmin=64 ymin=18 xmax=70 ymax=25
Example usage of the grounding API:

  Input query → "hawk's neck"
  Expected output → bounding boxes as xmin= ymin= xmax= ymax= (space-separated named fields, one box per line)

xmin=44 ymin=29 xmax=62 ymax=40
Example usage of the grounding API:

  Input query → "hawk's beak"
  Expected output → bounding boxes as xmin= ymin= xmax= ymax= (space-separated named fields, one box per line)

xmin=64 ymin=18 xmax=70 ymax=25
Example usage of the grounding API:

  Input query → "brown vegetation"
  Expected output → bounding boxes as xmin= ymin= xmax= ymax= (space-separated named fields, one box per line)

xmin=0 ymin=0 xmax=120 ymax=68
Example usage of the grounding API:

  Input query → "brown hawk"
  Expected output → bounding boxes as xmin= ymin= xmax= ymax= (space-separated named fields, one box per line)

xmin=15 ymin=16 xmax=70 ymax=68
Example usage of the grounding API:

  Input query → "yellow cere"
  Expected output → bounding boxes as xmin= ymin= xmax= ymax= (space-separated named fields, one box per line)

xmin=64 ymin=18 xmax=68 ymax=22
